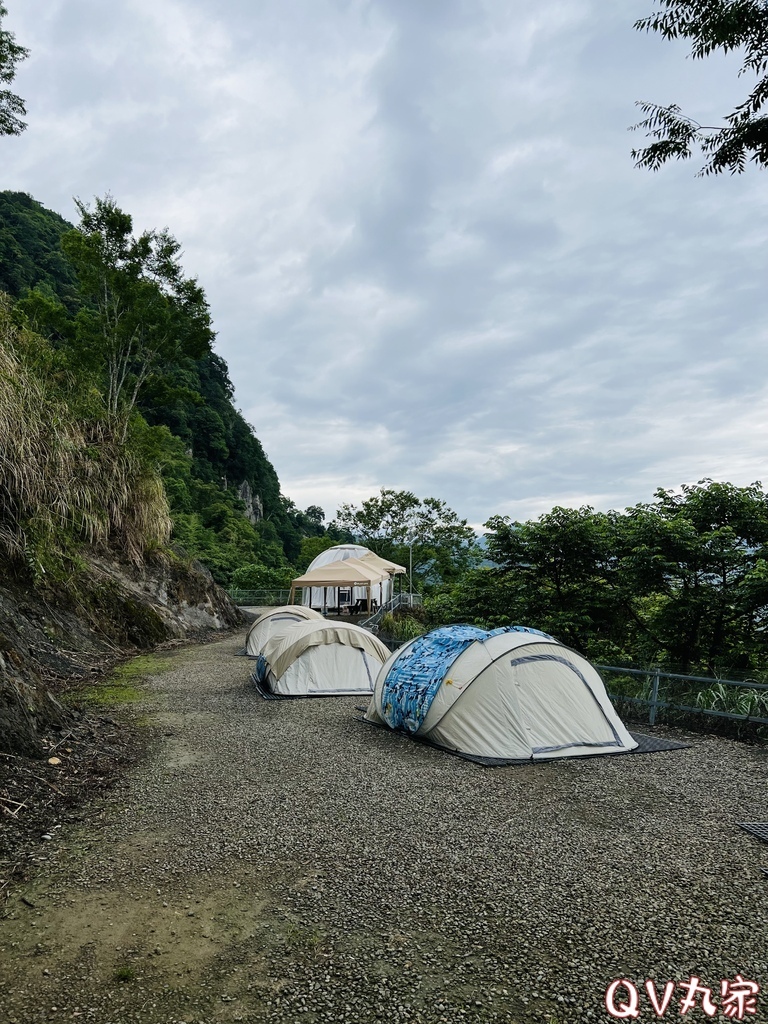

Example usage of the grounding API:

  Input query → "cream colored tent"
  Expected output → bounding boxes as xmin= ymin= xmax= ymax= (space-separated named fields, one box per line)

xmin=300 ymin=545 xmax=405 ymax=610
xmin=365 ymin=625 xmax=637 ymax=762
xmin=254 ymin=620 xmax=390 ymax=697
xmin=245 ymin=605 xmax=323 ymax=657
xmin=290 ymin=558 xmax=390 ymax=613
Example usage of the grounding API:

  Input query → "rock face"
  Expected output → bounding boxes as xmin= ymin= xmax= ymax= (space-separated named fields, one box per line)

xmin=237 ymin=480 xmax=264 ymax=524
xmin=0 ymin=555 xmax=242 ymax=757
xmin=87 ymin=554 xmax=242 ymax=639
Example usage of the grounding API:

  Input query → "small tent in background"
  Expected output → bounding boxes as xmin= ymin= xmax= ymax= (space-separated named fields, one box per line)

xmin=255 ymin=620 xmax=390 ymax=697
xmin=301 ymin=544 xmax=405 ymax=610
xmin=365 ymin=625 xmax=638 ymax=763
xmin=245 ymin=605 xmax=324 ymax=657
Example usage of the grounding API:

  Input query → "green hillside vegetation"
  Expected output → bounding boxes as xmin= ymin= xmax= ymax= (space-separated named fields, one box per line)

xmin=0 ymin=191 xmax=80 ymax=308
xmin=428 ymin=480 xmax=768 ymax=680
xmin=0 ymin=190 xmax=333 ymax=585
xmin=0 ymin=295 xmax=171 ymax=580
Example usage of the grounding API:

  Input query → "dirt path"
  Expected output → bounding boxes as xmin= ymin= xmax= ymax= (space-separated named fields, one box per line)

xmin=1 ymin=634 xmax=767 ymax=1024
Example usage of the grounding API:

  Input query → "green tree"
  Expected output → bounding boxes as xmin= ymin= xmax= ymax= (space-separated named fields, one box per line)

xmin=0 ymin=192 xmax=80 ymax=306
xmin=230 ymin=563 xmax=294 ymax=591
xmin=485 ymin=506 xmax=625 ymax=655
xmin=62 ymin=196 xmax=214 ymax=435
xmin=304 ymin=505 xmax=325 ymax=527
xmin=475 ymin=481 xmax=768 ymax=674
xmin=632 ymin=0 xmax=768 ymax=174
xmin=333 ymin=488 xmax=480 ymax=590
xmin=296 ymin=535 xmax=339 ymax=573
xmin=620 ymin=480 xmax=768 ymax=673
xmin=0 ymin=3 xmax=28 ymax=137
xmin=424 ymin=567 xmax=525 ymax=631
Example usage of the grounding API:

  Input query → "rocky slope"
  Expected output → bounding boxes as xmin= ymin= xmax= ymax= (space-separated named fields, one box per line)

xmin=0 ymin=553 xmax=241 ymax=757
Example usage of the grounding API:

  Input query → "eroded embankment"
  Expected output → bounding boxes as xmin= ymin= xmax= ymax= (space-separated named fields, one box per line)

xmin=0 ymin=554 xmax=241 ymax=757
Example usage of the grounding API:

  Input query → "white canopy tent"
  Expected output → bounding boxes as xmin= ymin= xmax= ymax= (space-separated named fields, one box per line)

xmin=245 ymin=605 xmax=323 ymax=657
xmin=357 ymin=550 xmax=407 ymax=577
xmin=365 ymin=625 xmax=638 ymax=762
xmin=255 ymin=620 xmax=390 ymax=697
xmin=301 ymin=545 xmax=405 ymax=610
xmin=290 ymin=558 xmax=392 ymax=614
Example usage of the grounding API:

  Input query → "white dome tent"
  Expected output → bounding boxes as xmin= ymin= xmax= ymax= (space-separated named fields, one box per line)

xmin=254 ymin=619 xmax=390 ymax=698
xmin=364 ymin=625 xmax=638 ymax=764
xmin=244 ymin=605 xmax=324 ymax=657
xmin=305 ymin=544 xmax=370 ymax=568
xmin=301 ymin=544 xmax=405 ymax=611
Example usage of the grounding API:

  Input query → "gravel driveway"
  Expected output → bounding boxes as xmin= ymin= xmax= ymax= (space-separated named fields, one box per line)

xmin=1 ymin=633 xmax=767 ymax=1024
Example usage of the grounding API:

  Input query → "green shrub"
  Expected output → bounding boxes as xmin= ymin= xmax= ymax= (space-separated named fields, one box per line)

xmin=231 ymin=562 xmax=294 ymax=591
xmin=379 ymin=613 xmax=427 ymax=642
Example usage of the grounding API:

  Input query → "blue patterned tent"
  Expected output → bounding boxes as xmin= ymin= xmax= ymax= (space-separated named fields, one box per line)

xmin=366 ymin=624 xmax=636 ymax=761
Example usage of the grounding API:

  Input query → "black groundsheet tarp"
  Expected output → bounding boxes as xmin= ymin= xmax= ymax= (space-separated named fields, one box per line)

xmin=355 ymin=715 xmax=690 ymax=766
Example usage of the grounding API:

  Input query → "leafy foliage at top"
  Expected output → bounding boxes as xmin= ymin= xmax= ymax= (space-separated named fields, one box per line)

xmin=0 ymin=3 xmax=27 ymax=136
xmin=0 ymin=193 xmax=80 ymax=307
xmin=631 ymin=0 xmax=768 ymax=174
xmin=60 ymin=196 xmax=215 ymax=430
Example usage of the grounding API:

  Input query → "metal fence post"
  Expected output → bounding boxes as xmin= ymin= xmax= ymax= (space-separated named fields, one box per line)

xmin=649 ymin=669 xmax=660 ymax=727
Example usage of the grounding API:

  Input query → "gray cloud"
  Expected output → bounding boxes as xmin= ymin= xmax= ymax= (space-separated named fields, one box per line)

xmin=3 ymin=0 xmax=767 ymax=530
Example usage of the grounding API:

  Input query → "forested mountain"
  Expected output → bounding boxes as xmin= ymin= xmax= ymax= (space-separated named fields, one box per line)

xmin=5 ymin=193 xmax=766 ymax=687
xmin=0 ymin=190 xmax=328 ymax=584
xmin=0 ymin=191 xmax=80 ymax=308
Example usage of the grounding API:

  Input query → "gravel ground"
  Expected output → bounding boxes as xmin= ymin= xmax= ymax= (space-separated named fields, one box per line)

xmin=1 ymin=632 xmax=767 ymax=1024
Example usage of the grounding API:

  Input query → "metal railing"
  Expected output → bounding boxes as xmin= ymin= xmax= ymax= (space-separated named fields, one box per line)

xmin=598 ymin=664 xmax=768 ymax=727
xmin=360 ymin=592 xmax=423 ymax=629
xmin=227 ymin=588 xmax=292 ymax=607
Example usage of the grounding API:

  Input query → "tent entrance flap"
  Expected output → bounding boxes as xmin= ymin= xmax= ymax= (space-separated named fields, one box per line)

xmin=508 ymin=652 xmax=624 ymax=752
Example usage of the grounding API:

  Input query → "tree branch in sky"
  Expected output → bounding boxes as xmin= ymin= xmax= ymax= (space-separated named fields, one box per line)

xmin=631 ymin=0 xmax=768 ymax=175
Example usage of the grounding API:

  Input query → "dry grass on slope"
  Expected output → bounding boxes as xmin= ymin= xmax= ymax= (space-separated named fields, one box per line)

xmin=0 ymin=301 xmax=171 ymax=571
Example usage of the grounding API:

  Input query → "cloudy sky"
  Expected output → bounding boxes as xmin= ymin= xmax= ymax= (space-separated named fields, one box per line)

xmin=4 ymin=0 xmax=767 ymax=527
